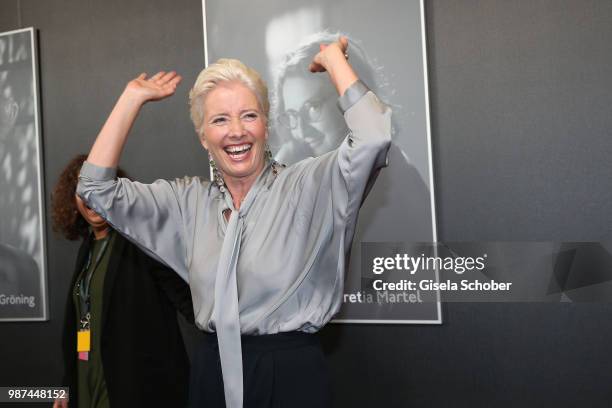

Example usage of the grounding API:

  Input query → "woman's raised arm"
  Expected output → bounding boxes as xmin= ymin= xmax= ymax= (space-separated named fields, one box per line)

xmin=291 ymin=36 xmax=391 ymax=233
xmin=87 ymin=71 xmax=181 ymax=167
xmin=78 ymin=71 xmax=194 ymax=282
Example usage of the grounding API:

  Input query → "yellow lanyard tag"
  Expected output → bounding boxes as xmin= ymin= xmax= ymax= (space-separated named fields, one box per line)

xmin=77 ymin=329 xmax=91 ymax=352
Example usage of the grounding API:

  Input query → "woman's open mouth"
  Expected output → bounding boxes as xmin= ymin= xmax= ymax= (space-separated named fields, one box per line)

xmin=224 ymin=143 xmax=253 ymax=161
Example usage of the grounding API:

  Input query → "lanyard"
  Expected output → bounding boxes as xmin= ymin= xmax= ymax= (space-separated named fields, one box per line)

xmin=77 ymin=231 xmax=112 ymax=329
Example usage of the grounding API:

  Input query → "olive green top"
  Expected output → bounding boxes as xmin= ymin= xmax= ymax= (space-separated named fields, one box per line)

xmin=73 ymin=231 xmax=116 ymax=408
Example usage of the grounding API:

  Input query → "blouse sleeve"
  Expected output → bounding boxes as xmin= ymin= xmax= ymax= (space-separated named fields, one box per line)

xmin=336 ymin=80 xmax=392 ymax=219
xmin=292 ymin=80 xmax=392 ymax=227
xmin=77 ymin=162 xmax=198 ymax=282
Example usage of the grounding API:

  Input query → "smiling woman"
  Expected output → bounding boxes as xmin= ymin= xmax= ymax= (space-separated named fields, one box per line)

xmin=190 ymin=60 xmax=271 ymax=207
xmin=201 ymin=82 xmax=266 ymax=179
xmin=77 ymin=36 xmax=392 ymax=408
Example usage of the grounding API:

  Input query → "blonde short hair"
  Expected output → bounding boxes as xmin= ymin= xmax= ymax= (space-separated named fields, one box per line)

xmin=189 ymin=58 xmax=269 ymax=136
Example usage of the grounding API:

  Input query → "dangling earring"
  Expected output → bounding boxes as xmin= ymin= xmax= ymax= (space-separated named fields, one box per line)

xmin=265 ymin=143 xmax=273 ymax=163
xmin=209 ymin=157 xmax=226 ymax=192
xmin=265 ymin=143 xmax=286 ymax=176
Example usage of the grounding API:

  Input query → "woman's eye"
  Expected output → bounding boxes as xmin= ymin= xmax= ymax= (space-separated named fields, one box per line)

xmin=242 ymin=113 xmax=258 ymax=121
xmin=212 ymin=117 xmax=227 ymax=125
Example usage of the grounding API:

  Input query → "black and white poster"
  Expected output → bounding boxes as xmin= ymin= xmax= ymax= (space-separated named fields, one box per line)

xmin=203 ymin=0 xmax=440 ymax=323
xmin=0 ymin=28 xmax=47 ymax=321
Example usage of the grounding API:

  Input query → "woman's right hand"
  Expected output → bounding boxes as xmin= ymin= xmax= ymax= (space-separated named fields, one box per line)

xmin=85 ymin=70 xmax=181 ymax=169
xmin=124 ymin=71 xmax=182 ymax=105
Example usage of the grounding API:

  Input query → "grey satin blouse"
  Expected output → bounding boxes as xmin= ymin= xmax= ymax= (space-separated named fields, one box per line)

xmin=77 ymin=80 xmax=391 ymax=408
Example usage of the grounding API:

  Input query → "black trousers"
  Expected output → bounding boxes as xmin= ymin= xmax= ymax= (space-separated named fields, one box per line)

xmin=188 ymin=331 xmax=332 ymax=408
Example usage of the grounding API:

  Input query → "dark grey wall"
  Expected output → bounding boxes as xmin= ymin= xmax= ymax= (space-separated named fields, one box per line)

xmin=1 ymin=1 xmax=611 ymax=407
xmin=0 ymin=0 xmax=207 ymax=397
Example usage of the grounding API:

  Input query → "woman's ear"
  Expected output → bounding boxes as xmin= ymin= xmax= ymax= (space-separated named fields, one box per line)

xmin=199 ymin=132 xmax=209 ymax=150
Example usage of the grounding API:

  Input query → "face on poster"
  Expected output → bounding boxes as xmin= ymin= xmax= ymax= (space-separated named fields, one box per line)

xmin=203 ymin=0 xmax=440 ymax=323
xmin=0 ymin=28 xmax=47 ymax=321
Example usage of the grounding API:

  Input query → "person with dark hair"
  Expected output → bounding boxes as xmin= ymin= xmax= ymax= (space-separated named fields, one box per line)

xmin=51 ymin=154 xmax=194 ymax=408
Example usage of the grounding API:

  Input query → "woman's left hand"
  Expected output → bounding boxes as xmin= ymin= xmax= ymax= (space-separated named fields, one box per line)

xmin=308 ymin=36 xmax=358 ymax=96
xmin=308 ymin=36 xmax=349 ymax=73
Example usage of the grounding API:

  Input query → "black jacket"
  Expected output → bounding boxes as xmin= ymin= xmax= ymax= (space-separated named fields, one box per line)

xmin=61 ymin=232 xmax=194 ymax=407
